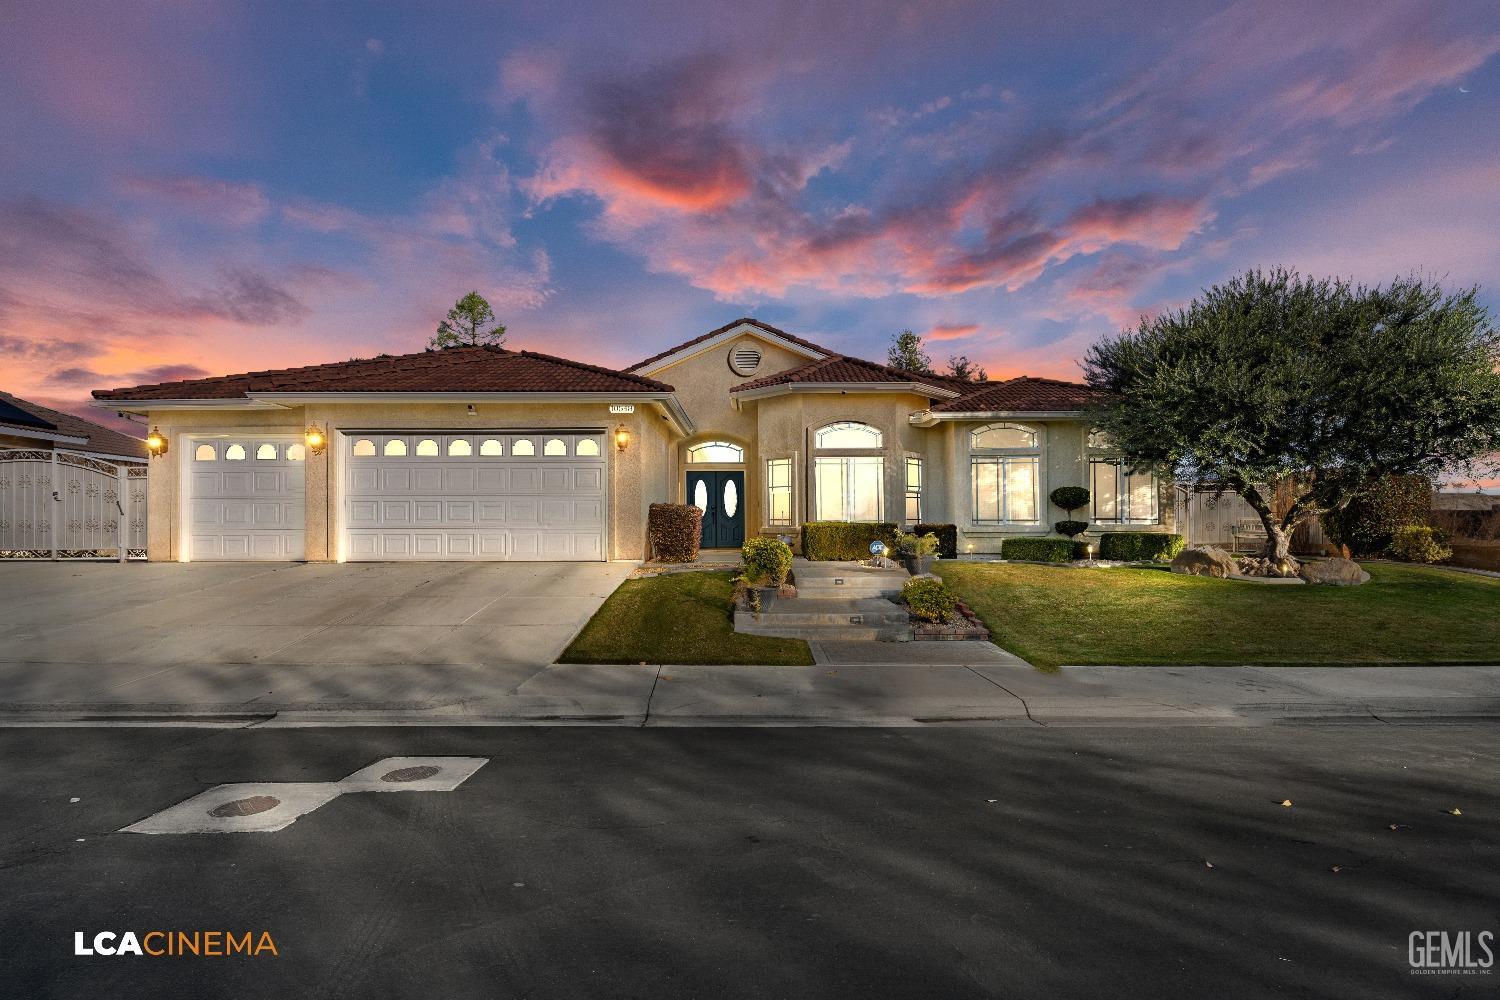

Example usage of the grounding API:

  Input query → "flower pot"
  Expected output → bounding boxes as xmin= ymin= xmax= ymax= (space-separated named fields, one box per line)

xmin=901 ymin=554 xmax=935 ymax=576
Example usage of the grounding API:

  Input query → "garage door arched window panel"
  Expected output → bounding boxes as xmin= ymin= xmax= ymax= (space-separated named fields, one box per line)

xmin=686 ymin=441 xmax=744 ymax=463
xmin=415 ymin=438 xmax=440 ymax=457
xmin=543 ymin=438 xmax=567 ymax=457
xmin=194 ymin=443 xmax=217 ymax=462
xmin=447 ymin=438 xmax=473 ymax=457
xmin=511 ymin=438 xmax=536 ymax=457
xmin=224 ymin=444 xmax=247 ymax=461
xmin=815 ymin=421 xmax=882 ymax=449
xmin=352 ymin=438 xmax=376 ymax=457
xmin=286 ymin=444 xmax=305 ymax=461
xmin=383 ymin=439 xmax=408 ymax=457
xmin=256 ymin=443 xmax=278 ymax=460
xmin=575 ymin=437 xmax=601 ymax=457
xmin=479 ymin=438 xmax=503 ymax=457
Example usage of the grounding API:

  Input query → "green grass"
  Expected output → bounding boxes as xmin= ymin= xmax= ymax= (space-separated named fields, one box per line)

xmin=559 ymin=570 xmax=815 ymax=666
xmin=934 ymin=561 xmax=1500 ymax=670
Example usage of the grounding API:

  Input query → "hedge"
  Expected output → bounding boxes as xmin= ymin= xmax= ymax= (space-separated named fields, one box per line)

xmin=912 ymin=523 xmax=957 ymax=558
xmin=800 ymin=521 xmax=899 ymax=561
xmin=1097 ymin=531 xmax=1185 ymax=562
xmin=1321 ymin=475 xmax=1433 ymax=556
xmin=648 ymin=503 xmax=702 ymax=563
xmin=742 ymin=536 xmax=794 ymax=585
xmin=1000 ymin=536 xmax=1076 ymax=562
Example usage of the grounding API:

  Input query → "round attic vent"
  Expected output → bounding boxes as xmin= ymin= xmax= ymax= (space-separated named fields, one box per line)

xmin=728 ymin=345 xmax=763 ymax=376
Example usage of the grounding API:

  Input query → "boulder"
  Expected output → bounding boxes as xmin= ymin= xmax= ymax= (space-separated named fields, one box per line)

xmin=1298 ymin=557 xmax=1366 ymax=586
xmin=1170 ymin=545 xmax=1239 ymax=578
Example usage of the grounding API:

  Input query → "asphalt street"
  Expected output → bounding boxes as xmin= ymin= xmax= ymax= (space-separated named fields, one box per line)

xmin=2 ymin=724 xmax=1496 ymax=999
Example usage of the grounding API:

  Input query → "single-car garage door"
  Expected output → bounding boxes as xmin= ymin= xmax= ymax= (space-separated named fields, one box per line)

xmin=344 ymin=431 xmax=606 ymax=561
xmin=189 ymin=437 xmax=306 ymax=560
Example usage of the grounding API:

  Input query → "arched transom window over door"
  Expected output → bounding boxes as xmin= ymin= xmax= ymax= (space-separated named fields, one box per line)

xmin=970 ymin=423 xmax=1041 ymax=524
xmin=686 ymin=441 xmax=744 ymax=463
xmin=814 ymin=421 xmax=884 ymax=522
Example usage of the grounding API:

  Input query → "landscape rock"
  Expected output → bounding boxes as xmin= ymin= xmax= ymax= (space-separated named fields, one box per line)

xmin=1298 ymin=557 xmax=1367 ymax=586
xmin=1170 ymin=545 xmax=1239 ymax=578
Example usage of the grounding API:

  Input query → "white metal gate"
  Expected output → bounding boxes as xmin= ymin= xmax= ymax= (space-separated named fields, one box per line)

xmin=0 ymin=449 xmax=148 ymax=560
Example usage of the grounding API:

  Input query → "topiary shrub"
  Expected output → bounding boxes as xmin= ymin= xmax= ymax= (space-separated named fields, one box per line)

xmin=1097 ymin=531 xmax=1185 ymax=562
xmin=741 ymin=536 xmax=794 ymax=586
xmin=1001 ymin=536 xmax=1076 ymax=562
xmin=1387 ymin=525 xmax=1452 ymax=564
xmin=648 ymin=503 xmax=702 ymax=562
xmin=1321 ymin=475 xmax=1433 ymax=556
xmin=902 ymin=576 xmax=956 ymax=623
xmin=1054 ymin=519 xmax=1089 ymax=538
xmin=1050 ymin=486 xmax=1090 ymax=515
xmin=800 ymin=521 xmax=899 ymax=560
xmin=912 ymin=523 xmax=957 ymax=558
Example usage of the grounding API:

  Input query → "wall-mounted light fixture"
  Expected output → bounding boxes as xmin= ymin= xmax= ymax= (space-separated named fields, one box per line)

xmin=614 ymin=424 xmax=631 ymax=451
xmin=145 ymin=426 xmax=168 ymax=458
xmin=304 ymin=425 xmax=327 ymax=456
xmin=466 ymin=404 xmax=477 ymax=416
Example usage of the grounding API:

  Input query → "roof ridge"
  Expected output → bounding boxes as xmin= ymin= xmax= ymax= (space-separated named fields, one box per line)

xmin=625 ymin=317 xmax=834 ymax=372
xmin=517 ymin=349 xmax=673 ymax=391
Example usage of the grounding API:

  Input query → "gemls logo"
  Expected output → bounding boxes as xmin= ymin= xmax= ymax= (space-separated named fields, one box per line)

xmin=1409 ymin=931 xmax=1494 ymax=975
xmin=74 ymin=930 xmax=279 ymax=958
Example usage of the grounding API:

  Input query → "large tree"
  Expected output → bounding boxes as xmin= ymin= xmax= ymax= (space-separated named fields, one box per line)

xmin=430 ymin=291 xmax=506 ymax=349
xmin=1083 ymin=269 xmax=1500 ymax=567
xmin=887 ymin=329 xmax=934 ymax=373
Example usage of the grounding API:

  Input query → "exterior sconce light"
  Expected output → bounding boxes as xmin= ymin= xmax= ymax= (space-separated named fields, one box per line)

xmin=145 ymin=426 xmax=168 ymax=458
xmin=614 ymin=424 xmax=631 ymax=451
xmin=466 ymin=404 xmax=477 ymax=416
xmin=304 ymin=425 xmax=327 ymax=456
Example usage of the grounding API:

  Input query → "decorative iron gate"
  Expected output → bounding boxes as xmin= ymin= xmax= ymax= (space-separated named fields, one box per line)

xmin=0 ymin=449 xmax=147 ymax=560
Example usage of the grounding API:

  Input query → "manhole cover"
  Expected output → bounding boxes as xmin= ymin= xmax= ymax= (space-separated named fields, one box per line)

xmin=381 ymin=766 xmax=441 ymax=783
xmin=209 ymin=795 xmax=281 ymax=818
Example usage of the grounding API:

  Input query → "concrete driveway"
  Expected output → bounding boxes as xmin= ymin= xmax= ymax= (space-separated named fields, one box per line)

xmin=0 ymin=561 xmax=633 ymax=706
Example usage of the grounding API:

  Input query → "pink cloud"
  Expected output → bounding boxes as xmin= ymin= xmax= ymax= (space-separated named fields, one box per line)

xmin=118 ymin=175 xmax=271 ymax=226
xmin=924 ymin=323 xmax=980 ymax=342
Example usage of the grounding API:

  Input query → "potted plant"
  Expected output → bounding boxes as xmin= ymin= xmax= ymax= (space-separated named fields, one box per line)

xmin=893 ymin=530 xmax=940 ymax=575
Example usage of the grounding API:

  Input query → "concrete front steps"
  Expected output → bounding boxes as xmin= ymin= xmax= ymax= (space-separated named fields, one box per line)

xmin=734 ymin=559 xmax=914 ymax=641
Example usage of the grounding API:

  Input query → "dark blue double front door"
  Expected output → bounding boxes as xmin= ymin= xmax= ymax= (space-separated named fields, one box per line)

xmin=686 ymin=470 xmax=745 ymax=549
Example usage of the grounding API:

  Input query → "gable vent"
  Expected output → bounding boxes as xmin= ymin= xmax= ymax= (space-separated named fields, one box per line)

xmin=729 ymin=345 xmax=763 ymax=376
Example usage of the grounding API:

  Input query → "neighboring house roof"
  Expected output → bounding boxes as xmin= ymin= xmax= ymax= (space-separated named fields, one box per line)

xmin=929 ymin=376 xmax=1099 ymax=413
xmin=92 ymin=346 xmax=675 ymax=401
xmin=0 ymin=390 xmax=149 ymax=459
xmin=729 ymin=354 xmax=963 ymax=396
xmin=626 ymin=317 xmax=832 ymax=373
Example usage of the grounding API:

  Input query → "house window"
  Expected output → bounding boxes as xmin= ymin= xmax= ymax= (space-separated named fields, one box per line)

xmin=1091 ymin=461 xmax=1158 ymax=523
xmin=766 ymin=458 xmax=792 ymax=526
xmin=815 ymin=456 xmax=883 ymax=521
xmin=687 ymin=441 xmax=744 ymax=463
xmin=905 ymin=457 xmax=922 ymax=523
xmin=815 ymin=421 xmax=882 ymax=448
xmin=969 ymin=423 xmax=1040 ymax=524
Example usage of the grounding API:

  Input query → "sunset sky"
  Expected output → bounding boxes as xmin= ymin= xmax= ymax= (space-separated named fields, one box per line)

xmin=2 ymin=0 xmax=1498 ymax=466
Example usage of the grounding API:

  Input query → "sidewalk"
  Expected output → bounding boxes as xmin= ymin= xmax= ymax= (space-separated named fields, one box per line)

xmin=1 ymin=649 xmax=1497 ymax=727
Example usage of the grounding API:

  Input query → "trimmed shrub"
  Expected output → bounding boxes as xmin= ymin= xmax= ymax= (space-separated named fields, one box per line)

xmin=1054 ymin=519 xmax=1089 ymax=538
xmin=893 ymin=530 xmax=940 ymax=558
xmin=1321 ymin=475 xmax=1433 ymax=556
xmin=1050 ymin=486 xmax=1090 ymax=514
xmin=800 ymin=521 xmax=899 ymax=561
xmin=912 ymin=523 xmax=958 ymax=558
xmin=1097 ymin=531 xmax=1185 ymax=562
xmin=648 ymin=503 xmax=702 ymax=563
xmin=1001 ymin=536 xmax=1076 ymax=562
xmin=1387 ymin=525 xmax=1452 ymax=564
xmin=902 ymin=577 xmax=956 ymax=623
xmin=742 ymin=536 xmax=794 ymax=586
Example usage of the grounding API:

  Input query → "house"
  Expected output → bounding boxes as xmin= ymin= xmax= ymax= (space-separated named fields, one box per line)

xmin=90 ymin=318 xmax=1175 ymax=562
xmin=1 ymin=391 xmax=149 ymax=461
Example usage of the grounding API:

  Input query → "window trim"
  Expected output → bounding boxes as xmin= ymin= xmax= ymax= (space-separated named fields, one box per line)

xmin=970 ymin=422 xmax=1038 ymax=451
xmin=686 ymin=440 xmax=745 ymax=464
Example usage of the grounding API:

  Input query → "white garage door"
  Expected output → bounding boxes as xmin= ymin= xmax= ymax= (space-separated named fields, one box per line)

xmin=344 ymin=432 xmax=607 ymax=561
xmin=189 ymin=437 xmax=306 ymax=560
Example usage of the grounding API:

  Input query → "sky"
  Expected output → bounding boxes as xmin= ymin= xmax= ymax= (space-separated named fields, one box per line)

xmin=2 ymin=0 xmax=1498 ymax=480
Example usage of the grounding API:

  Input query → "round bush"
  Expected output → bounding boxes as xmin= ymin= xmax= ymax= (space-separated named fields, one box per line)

xmin=1050 ymin=486 xmax=1090 ymax=514
xmin=741 ymin=536 xmax=794 ymax=586
xmin=1387 ymin=525 xmax=1451 ymax=564
xmin=902 ymin=577 xmax=956 ymax=624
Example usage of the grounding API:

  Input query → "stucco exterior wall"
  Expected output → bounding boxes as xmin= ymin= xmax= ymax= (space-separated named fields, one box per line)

xmin=143 ymin=400 xmax=675 ymax=562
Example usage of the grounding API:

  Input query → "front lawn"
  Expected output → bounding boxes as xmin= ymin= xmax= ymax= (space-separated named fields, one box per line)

xmin=559 ymin=570 xmax=815 ymax=666
xmin=934 ymin=561 xmax=1500 ymax=670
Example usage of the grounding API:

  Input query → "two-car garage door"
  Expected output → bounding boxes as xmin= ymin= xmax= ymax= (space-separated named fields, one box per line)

xmin=345 ymin=431 xmax=606 ymax=561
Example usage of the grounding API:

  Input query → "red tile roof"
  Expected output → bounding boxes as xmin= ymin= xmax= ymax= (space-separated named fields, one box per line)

xmin=930 ymin=376 xmax=1098 ymax=413
xmin=91 ymin=346 xmax=674 ymax=401
xmin=729 ymin=354 xmax=962 ymax=395
xmin=626 ymin=317 xmax=832 ymax=372
xmin=0 ymin=391 xmax=150 ymax=458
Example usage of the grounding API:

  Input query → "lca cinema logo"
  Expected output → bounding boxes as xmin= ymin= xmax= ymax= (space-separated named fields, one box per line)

xmin=74 ymin=930 xmax=278 ymax=957
xmin=1409 ymin=930 xmax=1493 ymax=976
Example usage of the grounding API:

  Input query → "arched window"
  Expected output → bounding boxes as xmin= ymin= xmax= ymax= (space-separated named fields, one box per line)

xmin=512 ymin=439 xmax=535 ymax=456
xmin=286 ymin=444 xmax=305 ymax=461
xmin=479 ymin=438 xmax=503 ymax=456
xmin=971 ymin=423 xmax=1037 ymax=450
xmin=1087 ymin=428 xmax=1113 ymax=450
xmin=194 ymin=443 xmax=216 ymax=461
xmin=352 ymin=438 xmax=376 ymax=457
xmin=224 ymin=444 xmax=247 ymax=461
xmin=576 ymin=438 xmax=601 ymax=457
xmin=383 ymin=439 xmax=407 ymax=457
xmin=448 ymin=439 xmax=472 ymax=456
xmin=416 ymin=438 xmax=439 ymax=456
xmin=815 ymin=421 xmax=882 ymax=449
xmin=256 ymin=443 xmax=278 ymax=460
xmin=543 ymin=438 xmax=567 ymax=456
xmin=686 ymin=441 xmax=744 ymax=463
